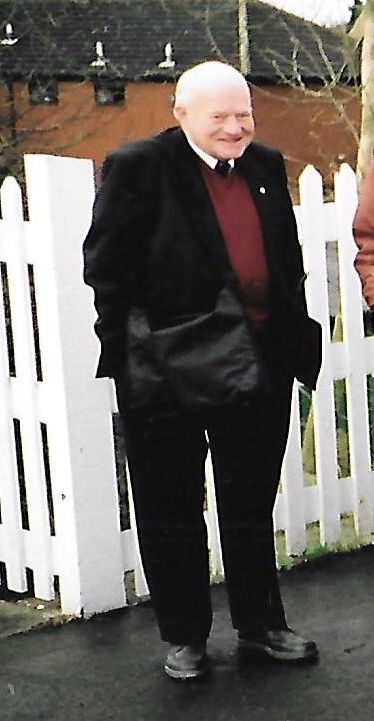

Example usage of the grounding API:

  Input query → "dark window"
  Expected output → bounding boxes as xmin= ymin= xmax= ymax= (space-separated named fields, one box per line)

xmin=94 ymin=79 xmax=125 ymax=106
xmin=28 ymin=78 xmax=58 ymax=105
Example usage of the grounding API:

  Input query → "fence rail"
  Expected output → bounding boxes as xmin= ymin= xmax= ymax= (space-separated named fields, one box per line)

xmin=0 ymin=155 xmax=373 ymax=616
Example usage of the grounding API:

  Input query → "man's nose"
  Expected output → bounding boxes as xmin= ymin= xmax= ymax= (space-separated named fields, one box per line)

xmin=223 ymin=116 xmax=243 ymax=134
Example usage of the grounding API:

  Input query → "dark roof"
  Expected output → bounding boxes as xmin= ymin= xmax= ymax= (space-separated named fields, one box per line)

xmin=0 ymin=0 xmax=353 ymax=84
xmin=0 ymin=0 xmax=238 ymax=81
xmin=247 ymin=2 xmax=354 ymax=84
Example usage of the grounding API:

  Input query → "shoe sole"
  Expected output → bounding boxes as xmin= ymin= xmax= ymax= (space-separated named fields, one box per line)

xmin=238 ymin=639 xmax=319 ymax=662
xmin=164 ymin=663 xmax=209 ymax=680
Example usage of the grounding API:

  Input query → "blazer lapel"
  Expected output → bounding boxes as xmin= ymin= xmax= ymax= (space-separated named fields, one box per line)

xmin=154 ymin=128 xmax=236 ymax=282
xmin=155 ymin=130 xmax=293 ymax=298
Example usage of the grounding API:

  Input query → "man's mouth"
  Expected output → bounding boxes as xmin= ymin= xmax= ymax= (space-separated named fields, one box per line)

xmin=221 ymin=137 xmax=243 ymax=143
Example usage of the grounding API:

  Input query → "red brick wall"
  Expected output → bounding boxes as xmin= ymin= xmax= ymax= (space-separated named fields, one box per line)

xmin=4 ymin=79 xmax=361 ymax=196
xmin=251 ymin=84 xmax=360 ymax=197
xmin=11 ymin=81 xmax=174 ymax=174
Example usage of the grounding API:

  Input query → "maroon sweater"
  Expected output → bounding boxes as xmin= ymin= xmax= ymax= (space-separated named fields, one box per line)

xmin=200 ymin=161 xmax=270 ymax=330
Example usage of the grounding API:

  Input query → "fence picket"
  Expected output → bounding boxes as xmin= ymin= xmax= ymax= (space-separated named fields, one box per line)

xmin=24 ymin=154 xmax=127 ymax=615
xmin=0 ymin=213 xmax=27 ymax=592
xmin=205 ymin=454 xmax=224 ymax=578
xmin=279 ymin=383 xmax=307 ymax=556
xmin=1 ymin=177 xmax=54 ymax=598
xmin=335 ymin=164 xmax=374 ymax=535
xmin=298 ymin=166 xmax=341 ymax=545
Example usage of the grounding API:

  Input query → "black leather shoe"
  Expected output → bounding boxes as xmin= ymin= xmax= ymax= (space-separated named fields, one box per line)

xmin=164 ymin=643 xmax=209 ymax=680
xmin=238 ymin=628 xmax=318 ymax=662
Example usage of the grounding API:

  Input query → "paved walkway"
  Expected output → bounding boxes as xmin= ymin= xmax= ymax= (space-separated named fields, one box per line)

xmin=1 ymin=547 xmax=374 ymax=721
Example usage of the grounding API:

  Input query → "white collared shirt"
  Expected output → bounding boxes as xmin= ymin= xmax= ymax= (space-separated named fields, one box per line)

xmin=185 ymin=135 xmax=235 ymax=171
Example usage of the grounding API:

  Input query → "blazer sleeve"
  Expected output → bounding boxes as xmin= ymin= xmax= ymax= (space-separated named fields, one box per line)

xmin=273 ymin=148 xmax=322 ymax=389
xmin=353 ymin=152 xmax=374 ymax=309
xmin=276 ymin=149 xmax=308 ymax=310
xmin=83 ymin=145 xmax=158 ymax=377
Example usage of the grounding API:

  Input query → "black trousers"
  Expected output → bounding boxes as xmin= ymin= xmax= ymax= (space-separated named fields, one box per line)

xmin=115 ymin=377 xmax=293 ymax=645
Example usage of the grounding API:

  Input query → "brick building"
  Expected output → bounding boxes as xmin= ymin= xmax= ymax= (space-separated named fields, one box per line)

xmin=0 ymin=0 xmax=359 ymax=194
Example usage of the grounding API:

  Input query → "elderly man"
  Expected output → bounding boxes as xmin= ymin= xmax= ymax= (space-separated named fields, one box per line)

xmin=83 ymin=61 xmax=322 ymax=680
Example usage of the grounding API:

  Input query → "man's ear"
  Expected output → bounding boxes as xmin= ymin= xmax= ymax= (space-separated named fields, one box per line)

xmin=173 ymin=105 xmax=185 ymax=122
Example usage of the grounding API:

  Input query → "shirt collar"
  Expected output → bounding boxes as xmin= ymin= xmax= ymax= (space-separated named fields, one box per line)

xmin=185 ymin=135 xmax=235 ymax=170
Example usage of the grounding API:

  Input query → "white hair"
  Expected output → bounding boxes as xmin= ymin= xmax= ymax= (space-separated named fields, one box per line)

xmin=174 ymin=61 xmax=250 ymax=109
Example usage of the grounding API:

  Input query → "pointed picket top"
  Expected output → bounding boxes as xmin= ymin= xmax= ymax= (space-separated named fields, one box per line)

xmin=298 ymin=164 xmax=325 ymax=248
xmin=336 ymin=161 xmax=356 ymax=180
xmin=298 ymin=165 xmax=324 ymax=214
xmin=299 ymin=164 xmax=324 ymax=195
xmin=334 ymin=161 xmax=362 ymax=324
xmin=299 ymin=163 xmax=323 ymax=181
xmin=0 ymin=175 xmax=24 ymax=223
xmin=335 ymin=161 xmax=357 ymax=182
xmin=334 ymin=162 xmax=358 ymax=255
xmin=334 ymin=162 xmax=358 ymax=208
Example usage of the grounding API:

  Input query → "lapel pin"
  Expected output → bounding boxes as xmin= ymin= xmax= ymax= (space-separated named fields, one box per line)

xmin=259 ymin=186 xmax=266 ymax=194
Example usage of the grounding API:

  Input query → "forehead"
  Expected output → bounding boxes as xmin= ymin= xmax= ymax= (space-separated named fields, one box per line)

xmin=192 ymin=84 xmax=252 ymax=113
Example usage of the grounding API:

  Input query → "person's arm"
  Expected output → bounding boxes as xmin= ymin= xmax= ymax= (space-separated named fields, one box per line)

xmin=83 ymin=144 xmax=157 ymax=376
xmin=276 ymin=149 xmax=308 ymax=310
xmin=353 ymin=152 xmax=374 ymax=309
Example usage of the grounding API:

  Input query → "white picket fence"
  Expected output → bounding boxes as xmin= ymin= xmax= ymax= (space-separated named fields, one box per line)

xmin=0 ymin=154 xmax=373 ymax=617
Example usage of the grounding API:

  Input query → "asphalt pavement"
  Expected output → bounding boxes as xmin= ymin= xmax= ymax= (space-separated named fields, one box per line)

xmin=1 ymin=547 xmax=374 ymax=721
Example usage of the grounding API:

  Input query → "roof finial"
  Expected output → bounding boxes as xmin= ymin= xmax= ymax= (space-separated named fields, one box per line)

xmin=90 ymin=41 xmax=107 ymax=68
xmin=0 ymin=23 xmax=19 ymax=46
xmin=158 ymin=42 xmax=175 ymax=69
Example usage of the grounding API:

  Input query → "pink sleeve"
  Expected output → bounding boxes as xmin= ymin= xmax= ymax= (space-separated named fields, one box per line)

xmin=353 ymin=152 xmax=374 ymax=308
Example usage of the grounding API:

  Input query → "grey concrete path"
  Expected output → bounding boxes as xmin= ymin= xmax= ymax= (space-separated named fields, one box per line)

xmin=1 ymin=547 xmax=374 ymax=721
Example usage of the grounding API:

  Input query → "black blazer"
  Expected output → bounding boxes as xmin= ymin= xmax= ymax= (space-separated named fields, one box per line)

xmin=83 ymin=128 xmax=322 ymax=398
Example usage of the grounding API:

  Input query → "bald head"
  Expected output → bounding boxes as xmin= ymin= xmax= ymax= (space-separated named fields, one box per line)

xmin=174 ymin=61 xmax=250 ymax=109
xmin=173 ymin=61 xmax=254 ymax=161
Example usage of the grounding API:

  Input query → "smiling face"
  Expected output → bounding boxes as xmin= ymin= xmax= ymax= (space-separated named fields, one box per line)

xmin=173 ymin=64 xmax=255 ymax=160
